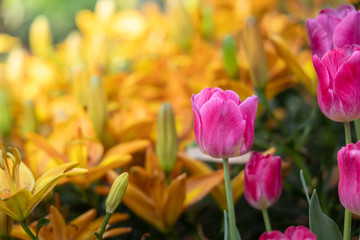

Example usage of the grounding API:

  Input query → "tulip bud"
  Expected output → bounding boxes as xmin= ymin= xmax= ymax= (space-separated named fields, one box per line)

xmin=222 ymin=36 xmax=239 ymax=80
xmin=156 ymin=103 xmax=178 ymax=174
xmin=29 ymin=15 xmax=53 ymax=57
xmin=22 ymin=100 xmax=38 ymax=135
xmin=0 ymin=211 xmax=12 ymax=239
xmin=0 ymin=91 xmax=12 ymax=140
xmin=244 ymin=152 xmax=282 ymax=210
xmin=87 ymin=76 xmax=107 ymax=140
xmin=242 ymin=17 xmax=268 ymax=89
xmin=106 ymin=172 xmax=129 ymax=213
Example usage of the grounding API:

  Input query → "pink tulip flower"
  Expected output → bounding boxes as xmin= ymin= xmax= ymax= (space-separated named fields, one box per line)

xmin=244 ymin=152 xmax=282 ymax=210
xmin=306 ymin=4 xmax=356 ymax=58
xmin=259 ymin=226 xmax=316 ymax=240
xmin=338 ymin=141 xmax=360 ymax=215
xmin=191 ymin=87 xmax=258 ymax=158
xmin=312 ymin=45 xmax=360 ymax=122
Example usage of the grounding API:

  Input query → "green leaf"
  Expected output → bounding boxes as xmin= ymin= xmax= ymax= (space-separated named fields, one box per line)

xmin=223 ymin=210 xmax=230 ymax=240
xmin=309 ymin=190 xmax=342 ymax=240
xmin=300 ymin=170 xmax=311 ymax=204
xmin=36 ymin=218 xmax=50 ymax=237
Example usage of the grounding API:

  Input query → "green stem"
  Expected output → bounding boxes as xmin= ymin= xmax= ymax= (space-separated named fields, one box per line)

xmin=97 ymin=211 xmax=112 ymax=240
xmin=343 ymin=122 xmax=352 ymax=240
xmin=222 ymin=158 xmax=239 ymax=240
xmin=261 ymin=209 xmax=272 ymax=232
xmin=19 ymin=220 xmax=37 ymax=240
xmin=354 ymin=119 xmax=360 ymax=141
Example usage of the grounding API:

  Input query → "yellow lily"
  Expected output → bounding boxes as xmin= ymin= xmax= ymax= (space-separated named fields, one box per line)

xmin=11 ymin=206 xmax=131 ymax=240
xmin=0 ymin=146 xmax=87 ymax=222
xmin=97 ymin=147 xmax=224 ymax=232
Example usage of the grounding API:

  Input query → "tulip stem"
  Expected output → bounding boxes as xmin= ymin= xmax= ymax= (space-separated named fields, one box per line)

xmin=261 ymin=209 xmax=272 ymax=232
xmin=20 ymin=220 xmax=37 ymax=240
xmin=343 ymin=122 xmax=352 ymax=240
xmin=96 ymin=211 xmax=112 ymax=240
xmin=354 ymin=119 xmax=360 ymax=141
xmin=222 ymin=158 xmax=239 ymax=240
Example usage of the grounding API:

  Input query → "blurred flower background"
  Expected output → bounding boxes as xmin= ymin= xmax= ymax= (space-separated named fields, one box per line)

xmin=0 ymin=0 xmax=357 ymax=239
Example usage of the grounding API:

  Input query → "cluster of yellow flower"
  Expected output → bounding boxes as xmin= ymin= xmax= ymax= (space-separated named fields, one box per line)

xmin=0 ymin=0 xmax=336 ymax=238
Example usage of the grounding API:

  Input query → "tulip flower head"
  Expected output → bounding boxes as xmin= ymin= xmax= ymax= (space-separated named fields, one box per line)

xmin=306 ymin=4 xmax=356 ymax=58
xmin=244 ymin=152 xmax=282 ymax=210
xmin=259 ymin=226 xmax=316 ymax=240
xmin=191 ymin=87 xmax=258 ymax=158
xmin=338 ymin=141 xmax=360 ymax=215
xmin=312 ymin=45 xmax=360 ymax=122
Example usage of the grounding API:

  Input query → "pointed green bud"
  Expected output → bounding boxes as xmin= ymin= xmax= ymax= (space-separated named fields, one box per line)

xmin=200 ymin=5 xmax=214 ymax=41
xmin=242 ymin=17 xmax=268 ymax=89
xmin=156 ymin=103 xmax=178 ymax=174
xmin=22 ymin=100 xmax=38 ymax=135
xmin=0 ymin=91 xmax=12 ymax=140
xmin=106 ymin=172 xmax=129 ymax=214
xmin=222 ymin=35 xmax=239 ymax=80
xmin=87 ymin=76 xmax=107 ymax=140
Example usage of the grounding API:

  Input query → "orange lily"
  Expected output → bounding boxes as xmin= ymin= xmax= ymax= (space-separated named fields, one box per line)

xmin=97 ymin=147 xmax=224 ymax=232
xmin=11 ymin=205 xmax=131 ymax=240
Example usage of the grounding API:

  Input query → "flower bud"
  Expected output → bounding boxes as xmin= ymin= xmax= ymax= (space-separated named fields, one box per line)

xmin=200 ymin=5 xmax=213 ymax=40
xmin=29 ymin=15 xmax=53 ymax=57
xmin=242 ymin=17 xmax=268 ymax=89
xmin=88 ymin=76 xmax=107 ymax=140
xmin=222 ymin=35 xmax=239 ymax=80
xmin=244 ymin=152 xmax=282 ymax=210
xmin=22 ymin=100 xmax=38 ymax=135
xmin=106 ymin=172 xmax=129 ymax=213
xmin=156 ymin=103 xmax=178 ymax=174
xmin=0 ymin=91 xmax=12 ymax=140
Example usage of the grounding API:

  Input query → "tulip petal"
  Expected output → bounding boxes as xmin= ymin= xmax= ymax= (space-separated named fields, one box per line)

xmin=306 ymin=18 xmax=333 ymax=58
xmin=200 ymin=97 xmax=246 ymax=157
xmin=334 ymin=12 xmax=360 ymax=49
xmin=193 ymin=87 xmax=221 ymax=109
xmin=262 ymin=156 xmax=282 ymax=203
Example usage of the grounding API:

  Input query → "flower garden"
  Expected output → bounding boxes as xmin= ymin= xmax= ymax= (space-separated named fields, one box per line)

xmin=0 ymin=0 xmax=359 ymax=239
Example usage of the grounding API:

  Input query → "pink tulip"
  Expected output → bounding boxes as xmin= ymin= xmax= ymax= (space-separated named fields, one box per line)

xmin=259 ymin=226 xmax=316 ymax=240
xmin=312 ymin=45 xmax=360 ymax=122
xmin=306 ymin=4 xmax=356 ymax=58
xmin=338 ymin=141 xmax=360 ymax=215
xmin=284 ymin=226 xmax=317 ymax=240
xmin=244 ymin=152 xmax=282 ymax=210
xmin=191 ymin=87 xmax=258 ymax=158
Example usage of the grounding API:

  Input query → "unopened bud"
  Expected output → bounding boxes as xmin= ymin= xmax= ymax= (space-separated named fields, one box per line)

xmin=106 ymin=172 xmax=129 ymax=213
xmin=87 ymin=76 xmax=107 ymax=140
xmin=22 ymin=100 xmax=38 ymax=135
xmin=0 ymin=91 xmax=12 ymax=140
xmin=242 ymin=17 xmax=268 ymax=89
xmin=29 ymin=16 xmax=53 ymax=57
xmin=222 ymin=35 xmax=239 ymax=80
xmin=156 ymin=103 xmax=178 ymax=174
xmin=200 ymin=5 xmax=213 ymax=40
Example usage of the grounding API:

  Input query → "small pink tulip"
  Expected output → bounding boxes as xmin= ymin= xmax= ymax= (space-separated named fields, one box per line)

xmin=244 ymin=152 xmax=282 ymax=210
xmin=338 ymin=141 xmax=360 ymax=214
xmin=259 ymin=226 xmax=316 ymax=240
xmin=312 ymin=46 xmax=360 ymax=122
xmin=284 ymin=226 xmax=317 ymax=240
xmin=191 ymin=87 xmax=258 ymax=158
xmin=306 ymin=4 xmax=356 ymax=58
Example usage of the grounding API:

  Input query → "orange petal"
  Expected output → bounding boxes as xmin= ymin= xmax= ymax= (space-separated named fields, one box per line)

xmin=184 ymin=170 xmax=224 ymax=207
xmin=68 ymin=209 xmax=97 ymax=240
xmin=49 ymin=206 xmax=67 ymax=240
xmin=102 ymin=227 xmax=132 ymax=238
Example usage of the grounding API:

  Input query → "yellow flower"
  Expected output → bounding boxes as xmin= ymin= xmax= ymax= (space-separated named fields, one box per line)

xmin=11 ymin=206 xmax=131 ymax=240
xmin=0 ymin=146 xmax=87 ymax=222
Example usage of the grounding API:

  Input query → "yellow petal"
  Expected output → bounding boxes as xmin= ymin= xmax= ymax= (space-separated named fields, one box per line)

xmin=178 ymin=152 xmax=212 ymax=177
xmin=26 ymin=132 xmax=69 ymax=164
xmin=163 ymin=173 xmax=186 ymax=231
xmin=104 ymin=140 xmax=150 ymax=157
xmin=10 ymin=224 xmax=31 ymax=240
xmin=49 ymin=206 xmax=67 ymax=240
xmin=19 ymin=162 xmax=35 ymax=193
xmin=1 ymin=188 xmax=32 ymax=221
xmin=184 ymin=170 xmax=224 ymax=207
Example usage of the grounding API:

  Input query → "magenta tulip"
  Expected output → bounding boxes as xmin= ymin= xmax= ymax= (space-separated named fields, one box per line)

xmin=338 ymin=141 xmax=360 ymax=215
xmin=191 ymin=87 xmax=258 ymax=158
xmin=312 ymin=46 xmax=360 ymax=122
xmin=244 ymin=152 xmax=282 ymax=210
xmin=306 ymin=4 xmax=356 ymax=58
xmin=259 ymin=226 xmax=316 ymax=240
